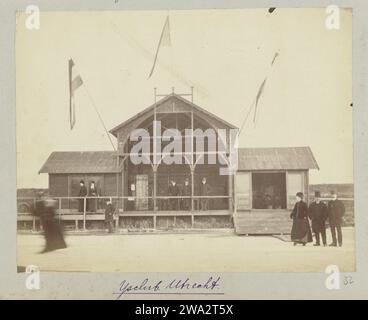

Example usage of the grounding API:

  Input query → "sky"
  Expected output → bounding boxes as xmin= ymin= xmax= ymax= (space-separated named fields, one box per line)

xmin=16 ymin=8 xmax=353 ymax=188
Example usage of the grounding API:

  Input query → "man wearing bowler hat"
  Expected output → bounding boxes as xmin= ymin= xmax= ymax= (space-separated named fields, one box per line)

xmin=308 ymin=191 xmax=328 ymax=246
xmin=327 ymin=191 xmax=345 ymax=247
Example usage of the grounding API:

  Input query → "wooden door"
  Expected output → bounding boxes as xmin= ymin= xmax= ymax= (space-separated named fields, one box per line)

xmin=235 ymin=172 xmax=251 ymax=210
xmin=135 ymin=174 xmax=149 ymax=210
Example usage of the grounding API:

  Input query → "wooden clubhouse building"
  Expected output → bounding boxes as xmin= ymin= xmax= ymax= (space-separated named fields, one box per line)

xmin=34 ymin=91 xmax=319 ymax=234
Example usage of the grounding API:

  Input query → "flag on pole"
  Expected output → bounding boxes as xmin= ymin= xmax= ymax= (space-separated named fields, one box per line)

xmin=68 ymin=58 xmax=83 ymax=129
xmin=253 ymin=78 xmax=267 ymax=123
xmin=148 ymin=16 xmax=171 ymax=78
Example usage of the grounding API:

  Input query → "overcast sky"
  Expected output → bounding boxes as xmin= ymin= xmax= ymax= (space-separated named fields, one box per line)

xmin=16 ymin=8 xmax=352 ymax=188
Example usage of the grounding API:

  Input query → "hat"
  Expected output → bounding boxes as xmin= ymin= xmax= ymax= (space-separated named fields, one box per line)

xmin=330 ymin=190 xmax=337 ymax=195
xmin=80 ymin=180 xmax=85 ymax=184
xmin=296 ymin=192 xmax=304 ymax=198
xmin=314 ymin=191 xmax=321 ymax=198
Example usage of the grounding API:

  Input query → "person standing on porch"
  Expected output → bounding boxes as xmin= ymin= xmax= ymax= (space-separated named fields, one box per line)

xmin=78 ymin=180 xmax=87 ymax=212
xmin=308 ymin=191 xmax=328 ymax=246
xmin=328 ymin=191 xmax=345 ymax=247
xmin=181 ymin=178 xmax=191 ymax=210
xmin=168 ymin=180 xmax=180 ymax=210
xmin=87 ymin=181 xmax=98 ymax=212
xmin=290 ymin=192 xmax=312 ymax=246
xmin=199 ymin=177 xmax=210 ymax=211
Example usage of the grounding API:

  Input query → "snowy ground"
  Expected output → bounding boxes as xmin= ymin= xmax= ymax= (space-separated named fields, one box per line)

xmin=17 ymin=227 xmax=355 ymax=273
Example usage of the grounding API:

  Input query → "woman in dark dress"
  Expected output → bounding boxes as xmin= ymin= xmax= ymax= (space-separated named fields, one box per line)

xmin=290 ymin=192 xmax=312 ymax=246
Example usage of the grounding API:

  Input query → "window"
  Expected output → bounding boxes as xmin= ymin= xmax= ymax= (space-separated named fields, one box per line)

xmin=252 ymin=172 xmax=286 ymax=209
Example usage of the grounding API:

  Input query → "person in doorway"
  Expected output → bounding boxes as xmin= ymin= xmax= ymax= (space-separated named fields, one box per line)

xmin=104 ymin=198 xmax=116 ymax=233
xmin=87 ymin=181 xmax=98 ymax=212
xmin=199 ymin=177 xmax=210 ymax=211
xmin=308 ymin=191 xmax=328 ymax=246
xmin=290 ymin=192 xmax=313 ymax=246
xmin=328 ymin=191 xmax=345 ymax=247
xmin=181 ymin=178 xmax=191 ymax=210
xmin=264 ymin=194 xmax=273 ymax=209
xmin=32 ymin=192 xmax=67 ymax=253
xmin=78 ymin=180 xmax=87 ymax=212
xmin=168 ymin=180 xmax=180 ymax=210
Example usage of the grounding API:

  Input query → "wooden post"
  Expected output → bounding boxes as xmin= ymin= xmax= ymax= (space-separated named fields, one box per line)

xmin=191 ymin=167 xmax=194 ymax=211
xmin=153 ymin=167 xmax=157 ymax=211
xmin=83 ymin=197 xmax=86 ymax=231
xmin=191 ymin=215 xmax=194 ymax=228
xmin=153 ymin=215 xmax=157 ymax=229
xmin=32 ymin=198 xmax=36 ymax=231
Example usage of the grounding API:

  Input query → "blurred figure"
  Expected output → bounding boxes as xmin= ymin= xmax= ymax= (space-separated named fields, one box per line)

xmin=32 ymin=192 xmax=67 ymax=253
xmin=328 ymin=191 xmax=345 ymax=247
xmin=308 ymin=191 xmax=328 ymax=246
xmin=290 ymin=192 xmax=312 ymax=246
xmin=78 ymin=180 xmax=87 ymax=212
xmin=105 ymin=198 xmax=116 ymax=233
xmin=264 ymin=194 xmax=272 ymax=209
xmin=199 ymin=177 xmax=210 ymax=211
xmin=273 ymin=195 xmax=282 ymax=209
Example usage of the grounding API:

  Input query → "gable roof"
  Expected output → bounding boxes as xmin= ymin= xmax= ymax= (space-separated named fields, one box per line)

xmin=237 ymin=146 xmax=319 ymax=170
xmin=39 ymin=151 xmax=119 ymax=174
xmin=109 ymin=93 xmax=238 ymax=137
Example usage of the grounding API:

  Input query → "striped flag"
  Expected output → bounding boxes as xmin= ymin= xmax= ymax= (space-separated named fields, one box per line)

xmin=68 ymin=58 xmax=83 ymax=129
xmin=148 ymin=16 xmax=171 ymax=78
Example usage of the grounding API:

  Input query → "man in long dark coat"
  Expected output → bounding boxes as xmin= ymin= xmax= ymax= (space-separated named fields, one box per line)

xmin=105 ymin=199 xmax=116 ymax=233
xmin=328 ymin=191 xmax=345 ymax=247
xmin=308 ymin=191 xmax=328 ymax=246
xmin=32 ymin=193 xmax=67 ymax=253
xmin=168 ymin=180 xmax=180 ymax=210
xmin=78 ymin=180 xmax=87 ymax=212
xmin=181 ymin=178 xmax=191 ymax=210
xmin=199 ymin=177 xmax=210 ymax=211
xmin=290 ymin=192 xmax=312 ymax=246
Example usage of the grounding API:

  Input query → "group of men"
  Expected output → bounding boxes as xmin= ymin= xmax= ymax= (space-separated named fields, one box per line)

xmin=165 ymin=177 xmax=210 ymax=211
xmin=293 ymin=190 xmax=346 ymax=247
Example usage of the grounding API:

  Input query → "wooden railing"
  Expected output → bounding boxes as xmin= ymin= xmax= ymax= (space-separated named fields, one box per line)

xmin=17 ymin=195 xmax=233 ymax=231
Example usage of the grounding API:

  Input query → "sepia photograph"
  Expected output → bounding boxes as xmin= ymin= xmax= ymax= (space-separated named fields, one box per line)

xmin=15 ymin=8 xmax=354 ymax=274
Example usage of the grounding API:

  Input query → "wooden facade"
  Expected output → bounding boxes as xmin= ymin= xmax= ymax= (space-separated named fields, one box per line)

xmin=36 ymin=93 xmax=319 ymax=234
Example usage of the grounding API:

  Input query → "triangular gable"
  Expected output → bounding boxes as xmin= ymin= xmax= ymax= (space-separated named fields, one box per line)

xmin=109 ymin=93 xmax=238 ymax=137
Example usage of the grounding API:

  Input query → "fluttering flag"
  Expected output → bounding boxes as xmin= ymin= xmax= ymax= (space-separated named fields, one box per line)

xmin=271 ymin=51 xmax=279 ymax=66
xmin=148 ymin=16 xmax=171 ymax=78
xmin=68 ymin=58 xmax=83 ymax=130
xmin=253 ymin=78 xmax=267 ymax=123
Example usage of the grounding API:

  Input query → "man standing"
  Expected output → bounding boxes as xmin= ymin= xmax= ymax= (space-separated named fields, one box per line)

xmin=168 ymin=180 xmax=180 ymax=210
xmin=328 ymin=191 xmax=345 ymax=247
xmin=78 ymin=180 xmax=87 ymax=212
xmin=104 ymin=198 xmax=116 ymax=233
xmin=181 ymin=178 xmax=191 ymax=211
xmin=199 ymin=177 xmax=210 ymax=211
xmin=308 ymin=191 xmax=328 ymax=246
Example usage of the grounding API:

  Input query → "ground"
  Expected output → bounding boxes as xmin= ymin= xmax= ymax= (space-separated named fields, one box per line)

xmin=17 ymin=227 xmax=355 ymax=273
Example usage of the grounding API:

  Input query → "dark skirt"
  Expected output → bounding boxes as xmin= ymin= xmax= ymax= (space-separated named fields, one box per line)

xmin=291 ymin=218 xmax=313 ymax=243
xmin=42 ymin=219 xmax=67 ymax=252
